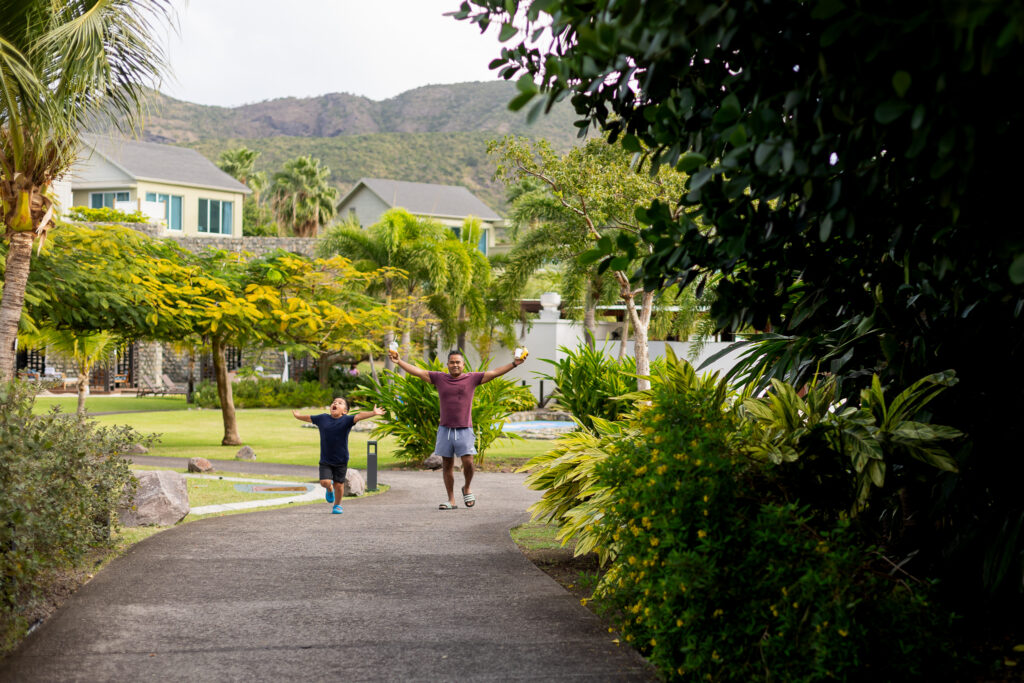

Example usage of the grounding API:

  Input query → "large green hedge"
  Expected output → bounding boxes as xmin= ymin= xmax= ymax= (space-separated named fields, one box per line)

xmin=193 ymin=378 xmax=333 ymax=409
xmin=0 ymin=382 xmax=148 ymax=654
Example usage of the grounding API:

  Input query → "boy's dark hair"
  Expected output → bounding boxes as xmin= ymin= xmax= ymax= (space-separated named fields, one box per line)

xmin=447 ymin=349 xmax=464 ymax=361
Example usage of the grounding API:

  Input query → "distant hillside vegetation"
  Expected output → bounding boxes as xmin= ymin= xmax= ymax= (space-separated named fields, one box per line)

xmin=185 ymin=132 xmax=514 ymax=211
xmin=137 ymin=80 xmax=584 ymax=213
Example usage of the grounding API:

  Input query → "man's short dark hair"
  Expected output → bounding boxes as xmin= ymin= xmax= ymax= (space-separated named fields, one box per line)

xmin=447 ymin=350 xmax=464 ymax=361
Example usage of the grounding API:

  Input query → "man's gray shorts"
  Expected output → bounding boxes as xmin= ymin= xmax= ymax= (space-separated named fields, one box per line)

xmin=433 ymin=427 xmax=478 ymax=458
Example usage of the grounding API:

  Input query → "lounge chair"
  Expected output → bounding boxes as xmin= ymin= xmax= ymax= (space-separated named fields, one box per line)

xmin=137 ymin=377 xmax=167 ymax=397
xmin=161 ymin=374 xmax=188 ymax=395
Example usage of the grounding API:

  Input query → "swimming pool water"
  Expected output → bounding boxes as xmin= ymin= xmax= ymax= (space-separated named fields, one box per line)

xmin=501 ymin=420 xmax=576 ymax=432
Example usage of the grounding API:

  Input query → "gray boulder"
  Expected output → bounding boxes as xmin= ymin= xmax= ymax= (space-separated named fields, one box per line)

xmin=118 ymin=470 xmax=189 ymax=526
xmin=235 ymin=445 xmax=256 ymax=461
xmin=126 ymin=443 xmax=149 ymax=455
xmin=344 ymin=469 xmax=366 ymax=497
xmin=422 ymin=454 xmax=442 ymax=470
xmin=188 ymin=457 xmax=214 ymax=473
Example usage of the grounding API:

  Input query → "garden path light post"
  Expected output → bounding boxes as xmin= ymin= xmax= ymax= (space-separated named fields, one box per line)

xmin=367 ymin=440 xmax=377 ymax=491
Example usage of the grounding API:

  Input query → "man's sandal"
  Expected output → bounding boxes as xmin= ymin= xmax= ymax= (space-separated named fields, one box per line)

xmin=439 ymin=502 xmax=457 ymax=510
xmin=462 ymin=486 xmax=476 ymax=508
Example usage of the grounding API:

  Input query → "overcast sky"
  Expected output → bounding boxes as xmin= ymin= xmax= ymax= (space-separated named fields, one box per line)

xmin=158 ymin=0 xmax=508 ymax=108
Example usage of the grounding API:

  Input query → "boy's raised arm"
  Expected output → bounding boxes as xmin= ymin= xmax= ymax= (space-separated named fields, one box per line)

xmin=292 ymin=409 xmax=312 ymax=423
xmin=353 ymin=405 xmax=386 ymax=423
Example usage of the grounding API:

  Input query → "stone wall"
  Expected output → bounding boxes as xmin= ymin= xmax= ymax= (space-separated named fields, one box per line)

xmin=166 ymin=235 xmax=318 ymax=258
xmin=135 ymin=341 xmax=162 ymax=388
xmin=161 ymin=345 xmax=189 ymax=383
xmin=78 ymin=222 xmax=318 ymax=257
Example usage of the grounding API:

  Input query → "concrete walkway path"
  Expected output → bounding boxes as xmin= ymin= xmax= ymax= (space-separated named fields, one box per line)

xmin=1 ymin=467 xmax=655 ymax=682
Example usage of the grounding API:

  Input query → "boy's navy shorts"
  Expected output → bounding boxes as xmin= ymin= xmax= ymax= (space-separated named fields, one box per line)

xmin=319 ymin=463 xmax=348 ymax=483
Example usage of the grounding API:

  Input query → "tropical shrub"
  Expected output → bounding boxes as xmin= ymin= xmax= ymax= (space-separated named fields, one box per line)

xmin=0 ymin=382 xmax=148 ymax=654
xmin=741 ymin=372 xmax=962 ymax=519
xmin=66 ymin=205 xmax=147 ymax=223
xmin=353 ymin=358 xmax=523 ymax=465
xmin=592 ymin=374 xmax=962 ymax=682
xmin=193 ymin=378 xmax=332 ymax=409
xmin=520 ymin=416 xmax=628 ymax=563
xmin=503 ymin=383 xmax=537 ymax=413
xmin=539 ymin=344 xmax=652 ymax=431
xmin=522 ymin=349 xmax=739 ymax=554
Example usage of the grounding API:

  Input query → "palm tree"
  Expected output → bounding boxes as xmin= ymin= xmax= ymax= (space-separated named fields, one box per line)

xmin=19 ymin=327 xmax=121 ymax=416
xmin=248 ymin=170 xmax=268 ymax=209
xmin=495 ymin=179 xmax=619 ymax=349
xmin=431 ymin=217 xmax=493 ymax=353
xmin=317 ymin=209 xmax=450 ymax=370
xmin=271 ymin=156 xmax=338 ymax=237
xmin=217 ymin=147 xmax=260 ymax=186
xmin=0 ymin=0 xmax=175 ymax=383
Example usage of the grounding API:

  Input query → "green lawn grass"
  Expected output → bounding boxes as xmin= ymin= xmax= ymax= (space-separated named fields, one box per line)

xmin=34 ymin=395 xmax=189 ymax=415
xmin=90 ymin=407 xmax=555 ymax=469
xmin=511 ymin=520 xmax=567 ymax=551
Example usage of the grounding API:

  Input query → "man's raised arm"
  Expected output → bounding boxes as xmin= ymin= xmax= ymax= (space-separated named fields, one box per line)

xmin=391 ymin=351 xmax=431 ymax=381
xmin=482 ymin=354 xmax=525 ymax=384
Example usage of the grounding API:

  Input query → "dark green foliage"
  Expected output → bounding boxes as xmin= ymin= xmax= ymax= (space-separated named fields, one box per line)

xmin=353 ymin=358 xmax=522 ymax=465
xmin=593 ymin=377 xmax=962 ymax=682
xmin=0 ymin=382 xmax=147 ymax=653
xmin=192 ymin=378 xmax=332 ymax=409
xmin=539 ymin=344 xmax=654 ymax=431
xmin=459 ymin=0 xmax=1024 ymax=605
xmin=742 ymin=373 xmax=962 ymax=519
xmin=241 ymin=196 xmax=276 ymax=236
xmin=65 ymin=206 xmax=147 ymax=223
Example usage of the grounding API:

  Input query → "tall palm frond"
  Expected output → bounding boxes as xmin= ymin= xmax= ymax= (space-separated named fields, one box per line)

xmin=0 ymin=0 xmax=176 ymax=382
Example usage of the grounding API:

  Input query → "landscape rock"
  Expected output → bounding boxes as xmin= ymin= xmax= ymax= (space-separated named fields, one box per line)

xmin=118 ymin=470 xmax=189 ymax=526
xmin=422 ymin=454 xmax=442 ymax=470
xmin=126 ymin=443 xmax=149 ymax=455
xmin=344 ymin=469 xmax=366 ymax=497
xmin=235 ymin=445 xmax=256 ymax=461
xmin=188 ymin=457 xmax=214 ymax=473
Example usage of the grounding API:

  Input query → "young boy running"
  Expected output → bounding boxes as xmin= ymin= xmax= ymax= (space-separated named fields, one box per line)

xmin=292 ymin=398 xmax=385 ymax=514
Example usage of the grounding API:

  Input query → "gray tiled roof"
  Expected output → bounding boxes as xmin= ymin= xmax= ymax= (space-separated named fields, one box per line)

xmin=350 ymin=178 xmax=501 ymax=221
xmin=81 ymin=136 xmax=250 ymax=194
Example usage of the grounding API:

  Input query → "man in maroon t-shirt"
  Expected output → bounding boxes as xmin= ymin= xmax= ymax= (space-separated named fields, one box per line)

xmin=390 ymin=348 xmax=525 ymax=509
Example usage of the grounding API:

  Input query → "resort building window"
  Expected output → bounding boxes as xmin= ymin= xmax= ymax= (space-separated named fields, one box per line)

xmin=145 ymin=192 xmax=183 ymax=231
xmin=198 ymin=198 xmax=233 ymax=235
xmin=90 ymin=191 xmax=130 ymax=209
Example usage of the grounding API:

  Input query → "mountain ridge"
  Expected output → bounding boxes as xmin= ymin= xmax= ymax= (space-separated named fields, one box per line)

xmin=136 ymin=80 xmax=584 ymax=212
xmin=141 ymin=80 xmax=580 ymax=148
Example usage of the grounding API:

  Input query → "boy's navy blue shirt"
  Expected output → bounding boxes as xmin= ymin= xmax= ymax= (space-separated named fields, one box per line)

xmin=310 ymin=413 xmax=356 ymax=465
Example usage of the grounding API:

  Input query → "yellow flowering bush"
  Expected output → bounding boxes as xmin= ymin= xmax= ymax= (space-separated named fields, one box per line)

xmin=590 ymin=366 xmax=961 ymax=681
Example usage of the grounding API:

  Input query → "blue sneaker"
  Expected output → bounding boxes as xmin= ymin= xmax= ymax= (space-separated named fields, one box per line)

xmin=325 ymin=489 xmax=334 ymax=503
xmin=331 ymin=505 xmax=344 ymax=515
